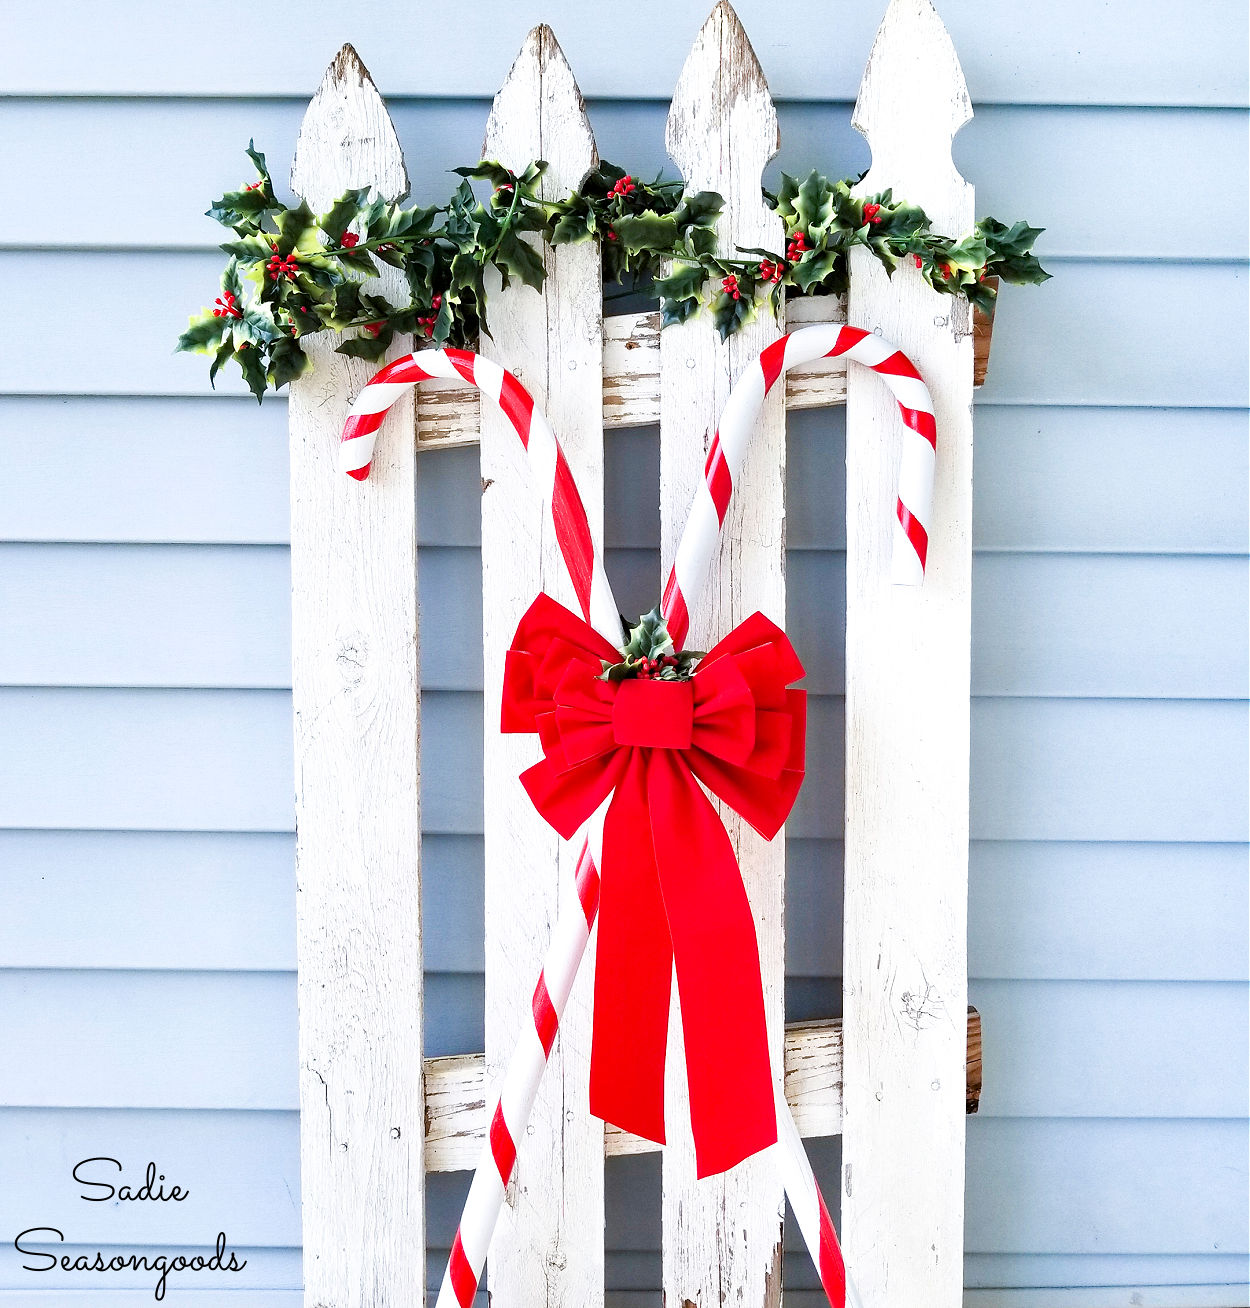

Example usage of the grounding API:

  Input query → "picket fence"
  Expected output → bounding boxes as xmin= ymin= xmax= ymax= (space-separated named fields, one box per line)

xmin=287 ymin=1 xmax=984 ymax=1303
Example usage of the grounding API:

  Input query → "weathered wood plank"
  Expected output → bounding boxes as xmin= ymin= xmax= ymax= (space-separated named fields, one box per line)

xmin=659 ymin=6 xmax=787 ymax=1304
xmin=479 ymin=26 xmax=606 ymax=1307
xmin=842 ymin=3 xmax=975 ymax=1305
xmin=414 ymin=295 xmax=993 ymax=448
xmin=288 ymin=46 xmax=425 ymax=1308
xmin=423 ymin=1011 xmax=983 ymax=1171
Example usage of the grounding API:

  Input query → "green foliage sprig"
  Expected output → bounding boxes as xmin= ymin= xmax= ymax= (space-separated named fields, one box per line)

xmin=599 ymin=609 xmax=703 ymax=682
xmin=178 ymin=143 xmax=1049 ymax=401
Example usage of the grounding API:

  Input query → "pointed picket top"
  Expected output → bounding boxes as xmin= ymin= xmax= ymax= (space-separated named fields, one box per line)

xmin=484 ymin=24 xmax=596 ymax=192
xmin=291 ymin=43 xmax=408 ymax=212
xmin=852 ymin=0 xmax=972 ymax=233
xmin=666 ymin=0 xmax=779 ymax=194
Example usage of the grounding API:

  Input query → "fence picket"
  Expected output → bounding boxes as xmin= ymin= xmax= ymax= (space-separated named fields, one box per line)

xmin=659 ymin=4 xmax=788 ymax=1303
xmin=842 ymin=1 xmax=975 ymax=1304
xmin=288 ymin=46 xmax=425 ymax=1308
xmin=478 ymin=26 xmax=607 ymax=1308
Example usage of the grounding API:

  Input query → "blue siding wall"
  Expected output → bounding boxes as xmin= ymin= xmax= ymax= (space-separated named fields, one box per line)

xmin=1 ymin=3 xmax=1247 ymax=1303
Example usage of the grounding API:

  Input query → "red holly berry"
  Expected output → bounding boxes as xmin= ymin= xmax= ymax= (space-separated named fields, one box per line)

xmin=863 ymin=202 xmax=882 ymax=224
xmin=212 ymin=291 xmax=243 ymax=319
xmin=721 ymin=274 xmax=741 ymax=301
xmin=432 ymin=294 xmax=442 ymax=309
xmin=606 ymin=228 xmax=618 ymax=241
xmin=364 ymin=323 xmax=382 ymax=338
xmin=244 ymin=181 xmax=263 ymax=193
xmin=913 ymin=254 xmax=924 ymax=269
xmin=940 ymin=263 xmax=952 ymax=280
xmin=341 ymin=232 xmax=360 ymax=249
xmin=266 ymin=253 xmax=299 ymax=280
xmin=608 ymin=175 xmax=636 ymax=198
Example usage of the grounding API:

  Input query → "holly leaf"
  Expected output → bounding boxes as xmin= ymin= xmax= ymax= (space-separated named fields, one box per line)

xmin=380 ymin=202 xmax=440 ymax=241
xmin=208 ymin=340 xmax=234 ymax=387
xmin=234 ymin=303 xmax=282 ymax=351
xmin=245 ymin=140 xmax=271 ymax=185
xmin=549 ymin=208 xmax=594 ymax=245
xmin=454 ymin=160 xmax=517 ymax=189
xmin=331 ymin=246 xmax=379 ymax=277
xmin=236 ymin=345 xmax=269 ymax=403
xmin=965 ymin=278 xmax=999 ymax=316
xmin=672 ymin=190 xmax=723 ymax=228
xmin=621 ymin=608 xmax=673 ymax=661
xmin=945 ymin=233 xmax=991 ymax=271
xmin=177 ymin=310 xmax=229 ymax=355
xmin=318 ymin=188 xmax=371 ymax=243
xmin=207 ymin=187 xmax=274 ymax=232
xmin=655 ymin=261 xmax=705 ymax=327
xmin=267 ymin=335 xmax=311 ymax=390
xmin=336 ymin=325 xmax=395 ymax=361
xmin=221 ymin=258 xmax=244 ymax=301
xmin=711 ymin=287 xmax=754 ymax=340
xmin=219 ymin=232 xmax=275 ymax=261
xmin=431 ymin=294 xmax=456 ymax=346
xmin=612 ymin=211 xmax=679 ymax=255
xmin=491 ymin=231 xmax=545 ymax=292
xmin=791 ymin=248 xmax=842 ymax=293
xmin=791 ymin=170 xmax=836 ymax=235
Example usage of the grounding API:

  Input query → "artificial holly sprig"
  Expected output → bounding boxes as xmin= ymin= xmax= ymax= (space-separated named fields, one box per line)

xmin=600 ymin=609 xmax=704 ymax=682
xmin=178 ymin=145 xmax=1048 ymax=401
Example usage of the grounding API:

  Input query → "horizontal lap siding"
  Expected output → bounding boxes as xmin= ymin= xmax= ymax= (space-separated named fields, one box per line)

xmin=0 ymin=59 xmax=1246 ymax=1308
xmin=2 ymin=4 xmax=1246 ymax=103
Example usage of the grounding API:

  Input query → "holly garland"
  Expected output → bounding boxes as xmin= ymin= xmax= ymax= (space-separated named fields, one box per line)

xmin=178 ymin=142 xmax=1049 ymax=402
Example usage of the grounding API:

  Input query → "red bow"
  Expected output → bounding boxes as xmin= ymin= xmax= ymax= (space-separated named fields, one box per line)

xmin=502 ymin=593 xmax=806 ymax=1177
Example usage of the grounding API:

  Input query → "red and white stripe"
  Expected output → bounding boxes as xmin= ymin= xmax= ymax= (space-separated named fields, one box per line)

xmin=661 ymin=322 xmax=936 ymax=647
xmin=439 ymin=810 xmax=607 ymax=1308
xmin=340 ymin=346 xmax=622 ymax=646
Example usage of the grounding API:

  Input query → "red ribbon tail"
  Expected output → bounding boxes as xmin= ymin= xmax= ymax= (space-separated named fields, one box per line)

xmin=648 ymin=750 xmax=777 ymax=1178
xmin=589 ymin=750 xmax=672 ymax=1147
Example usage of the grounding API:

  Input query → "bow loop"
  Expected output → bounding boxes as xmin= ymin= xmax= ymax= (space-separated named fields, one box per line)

xmin=502 ymin=594 xmax=807 ymax=1178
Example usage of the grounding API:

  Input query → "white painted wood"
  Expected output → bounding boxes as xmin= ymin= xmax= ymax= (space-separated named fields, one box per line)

xmin=479 ymin=26 xmax=606 ymax=1307
xmin=658 ymin=6 xmax=787 ymax=1304
xmin=287 ymin=46 xmax=425 ymax=1308
xmin=423 ymin=1014 xmax=980 ymax=1172
xmin=842 ymin=3 xmax=974 ymax=1305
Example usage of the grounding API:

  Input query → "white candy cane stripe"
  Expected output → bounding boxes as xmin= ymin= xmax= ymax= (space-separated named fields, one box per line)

xmin=438 ymin=811 xmax=606 ymax=1308
xmin=774 ymin=1084 xmax=864 ymax=1308
xmin=662 ymin=322 xmax=936 ymax=646
xmin=340 ymin=347 xmax=621 ymax=646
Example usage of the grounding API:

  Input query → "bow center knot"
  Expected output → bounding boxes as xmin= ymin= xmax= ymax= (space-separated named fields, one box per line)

xmin=612 ymin=678 xmax=694 ymax=750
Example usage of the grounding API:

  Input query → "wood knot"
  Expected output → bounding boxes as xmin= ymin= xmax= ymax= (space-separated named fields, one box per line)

xmin=336 ymin=633 xmax=368 ymax=685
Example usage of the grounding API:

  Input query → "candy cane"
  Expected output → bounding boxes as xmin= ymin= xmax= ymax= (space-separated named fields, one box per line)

xmin=340 ymin=348 xmax=621 ymax=1308
xmin=341 ymin=324 xmax=935 ymax=1308
xmin=662 ymin=322 xmax=936 ymax=648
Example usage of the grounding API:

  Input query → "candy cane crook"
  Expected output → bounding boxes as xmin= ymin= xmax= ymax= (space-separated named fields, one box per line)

xmin=662 ymin=322 xmax=936 ymax=646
